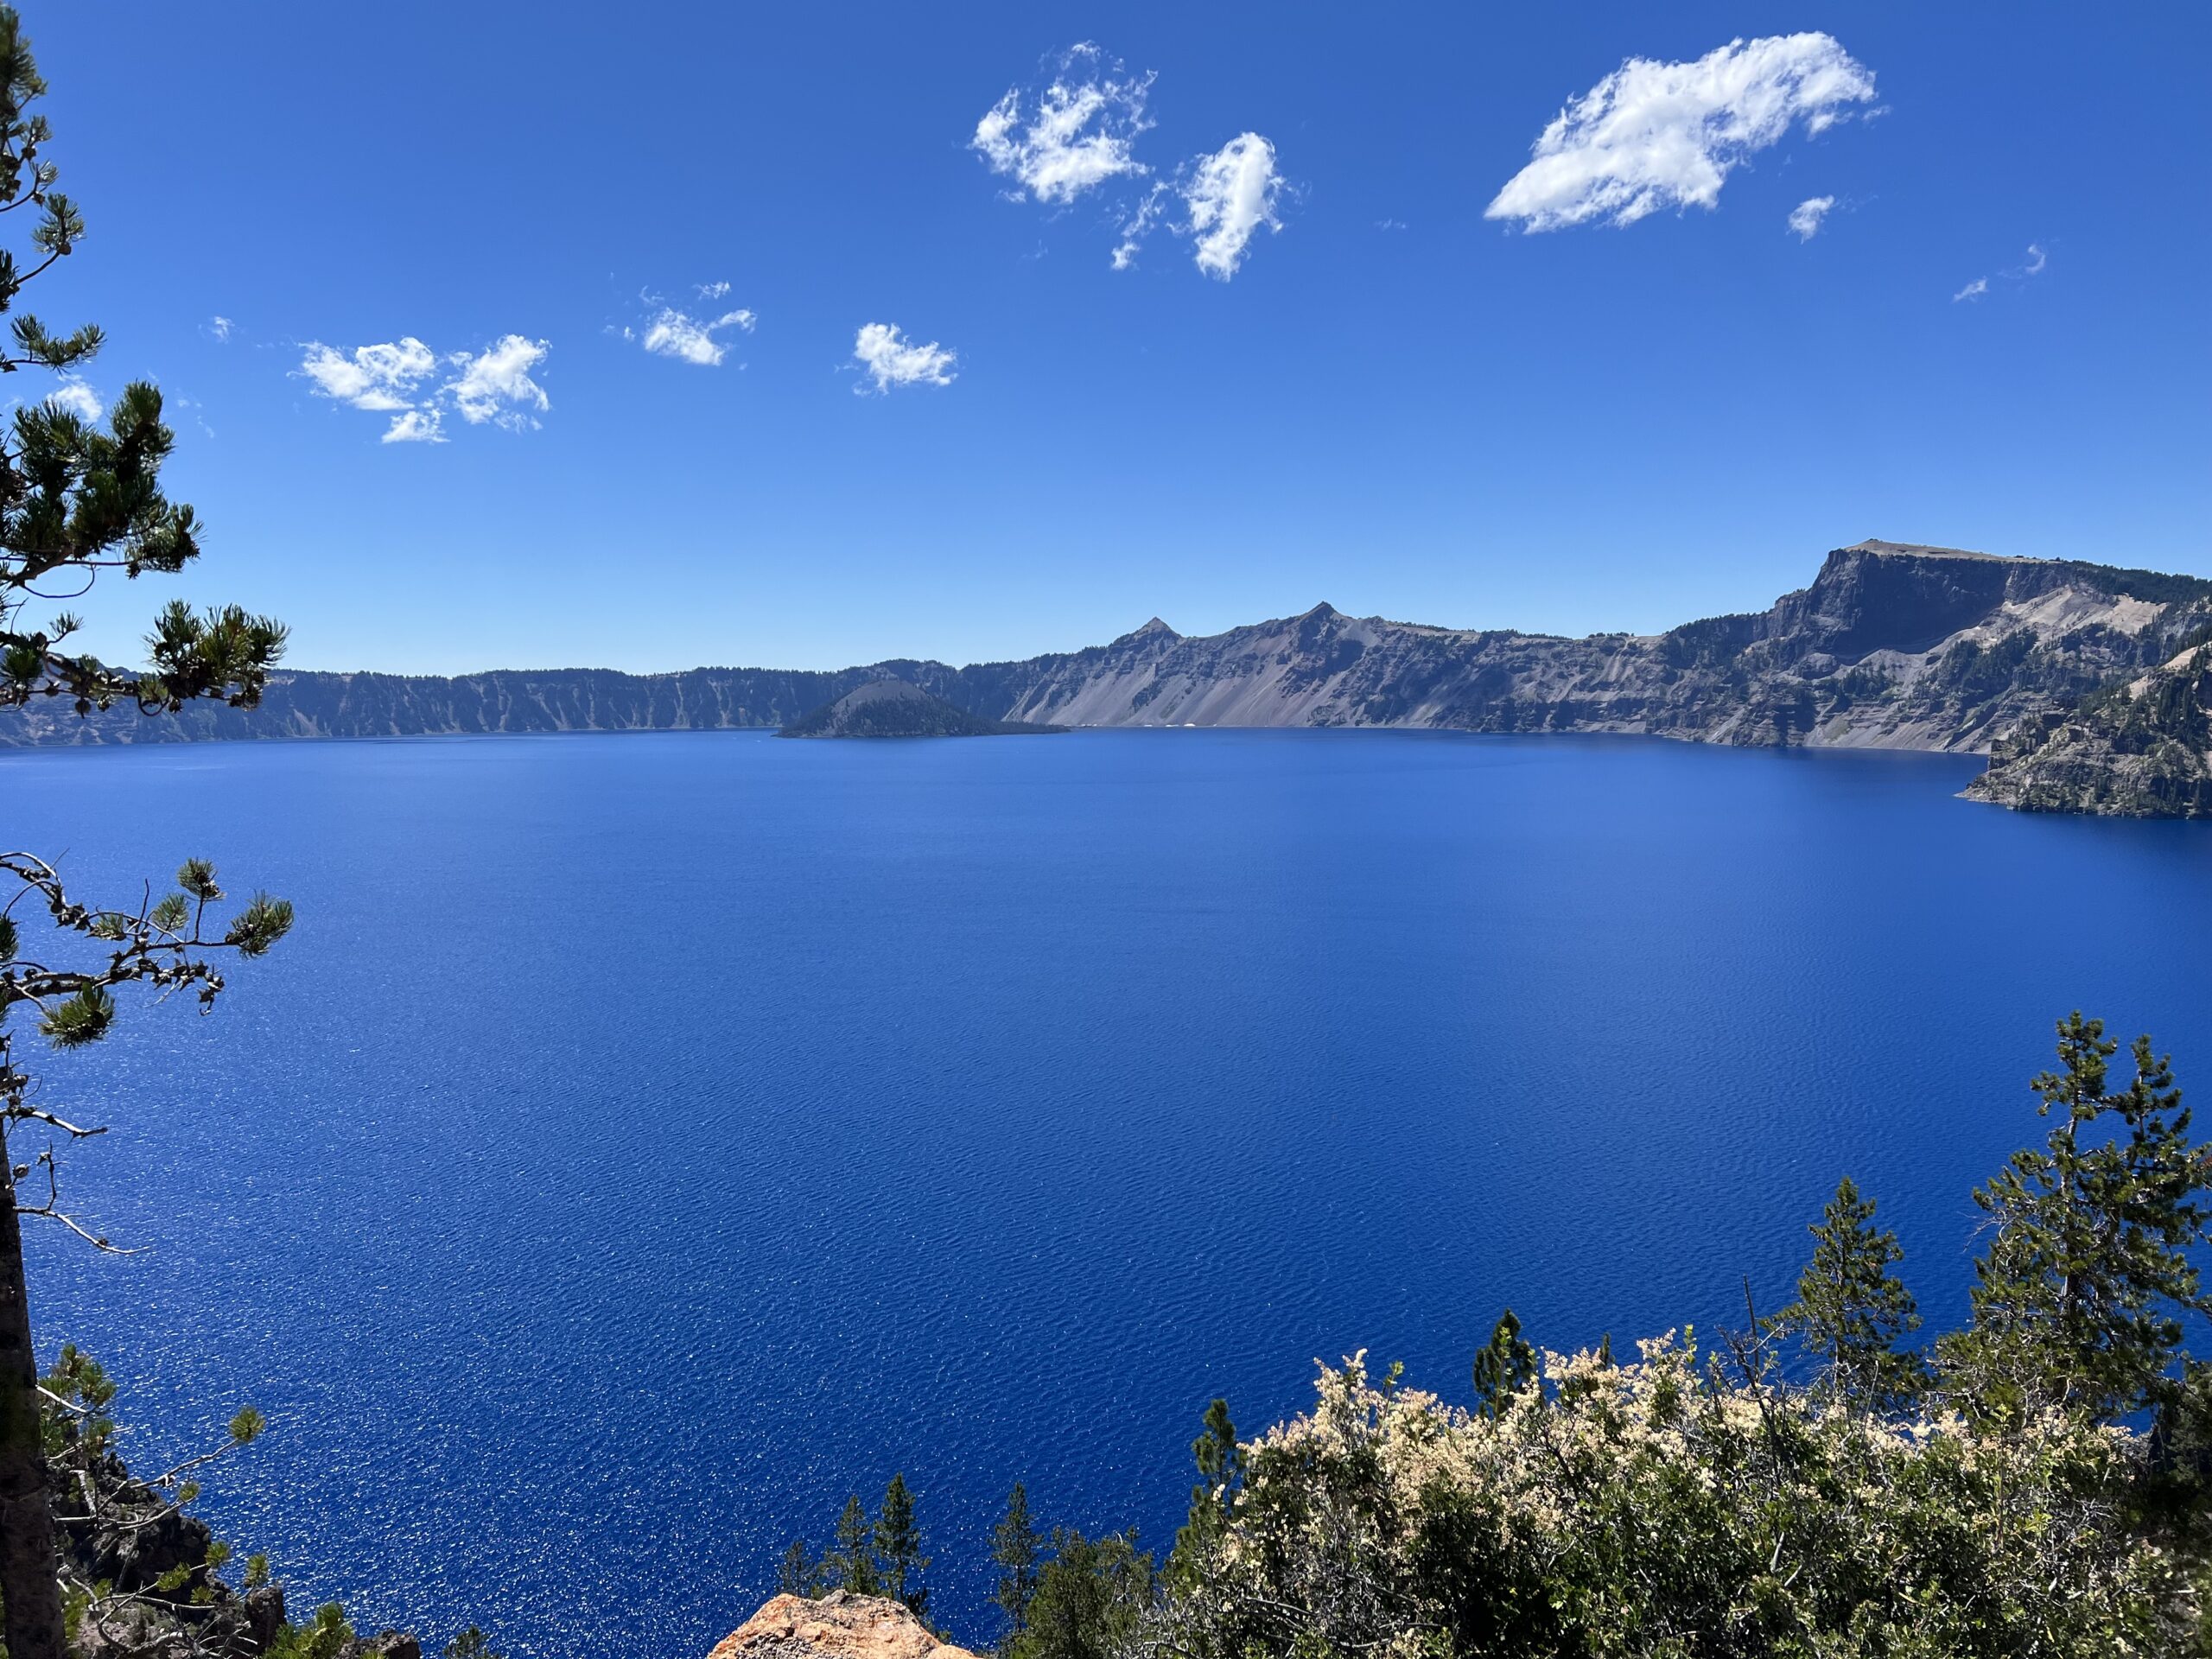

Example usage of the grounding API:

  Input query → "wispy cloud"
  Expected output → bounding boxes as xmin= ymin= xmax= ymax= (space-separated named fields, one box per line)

xmin=1787 ymin=195 xmax=1836 ymax=240
xmin=1953 ymin=245 xmax=2048 ymax=303
xmin=629 ymin=300 xmax=756 ymax=367
xmin=46 ymin=378 xmax=102 ymax=422
xmin=207 ymin=315 xmax=234 ymax=343
xmin=852 ymin=323 xmax=956 ymax=395
xmin=1486 ymin=33 xmax=1878 ymax=232
xmin=1185 ymin=134 xmax=1285 ymax=280
xmin=972 ymin=43 xmax=1153 ymax=205
xmin=296 ymin=333 xmax=550 ymax=442
xmin=978 ymin=44 xmax=1288 ymax=280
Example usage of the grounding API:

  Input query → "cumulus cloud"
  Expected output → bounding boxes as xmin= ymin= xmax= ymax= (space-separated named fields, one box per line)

xmin=446 ymin=334 xmax=550 ymax=429
xmin=635 ymin=302 xmax=756 ymax=366
xmin=973 ymin=43 xmax=1153 ymax=205
xmin=382 ymin=409 xmax=444 ymax=444
xmin=1486 ymin=33 xmax=1877 ymax=232
xmin=852 ymin=323 xmax=956 ymax=395
xmin=1952 ymin=276 xmax=1989 ymax=302
xmin=1787 ymin=195 xmax=1835 ymax=240
xmin=1185 ymin=133 xmax=1285 ymax=279
xmin=46 ymin=378 xmax=102 ymax=422
xmin=297 ymin=333 xmax=549 ymax=442
xmin=297 ymin=338 xmax=437 ymax=411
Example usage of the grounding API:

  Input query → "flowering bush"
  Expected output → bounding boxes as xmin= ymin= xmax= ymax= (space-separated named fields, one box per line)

xmin=1153 ymin=1339 xmax=2180 ymax=1659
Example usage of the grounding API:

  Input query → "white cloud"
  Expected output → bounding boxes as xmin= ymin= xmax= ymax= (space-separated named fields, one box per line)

xmin=1185 ymin=133 xmax=1285 ymax=280
xmin=382 ymin=408 xmax=445 ymax=444
xmin=636 ymin=303 xmax=756 ymax=367
xmin=2020 ymin=243 xmax=2047 ymax=276
xmin=46 ymin=378 xmax=102 ymax=422
xmin=297 ymin=332 xmax=549 ymax=442
xmin=297 ymin=337 xmax=437 ymax=411
xmin=852 ymin=323 xmax=956 ymax=394
xmin=1376 ymin=218 xmax=1408 ymax=232
xmin=1111 ymin=183 xmax=1168 ymax=270
xmin=207 ymin=315 xmax=234 ymax=342
xmin=1486 ymin=33 xmax=1878 ymax=232
xmin=1787 ymin=195 xmax=1835 ymax=240
xmin=1953 ymin=276 xmax=1989 ymax=302
xmin=696 ymin=280 xmax=732 ymax=300
xmin=973 ymin=44 xmax=1153 ymax=205
xmin=444 ymin=334 xmax=550 ymax=429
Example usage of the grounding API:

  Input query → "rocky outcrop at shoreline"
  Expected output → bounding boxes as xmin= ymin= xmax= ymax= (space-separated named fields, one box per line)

xmin=1967 ymin=641 xmax=2212 ymax=817
xmin=706 ymin=1593 xmax=978 ymax=1659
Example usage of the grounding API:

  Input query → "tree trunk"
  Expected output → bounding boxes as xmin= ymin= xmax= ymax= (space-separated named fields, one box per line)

xmin=0 ymin=1125 xmax=66 ymax=1659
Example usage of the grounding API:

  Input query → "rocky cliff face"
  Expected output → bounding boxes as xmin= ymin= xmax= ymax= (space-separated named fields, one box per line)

xmin=706 ymin=1594 xmax=977 ymax=1659
xmin=1967 ymin=639 xmax=2212 ymax=817
xmin=9 ymin=543 xmax=2207 ymax=772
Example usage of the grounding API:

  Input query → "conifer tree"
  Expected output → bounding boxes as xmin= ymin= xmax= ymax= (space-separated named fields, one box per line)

xmin=1471 ymin=1309 xmax=1537 ymax=1418
xmin=990 ymin=1482 xmax=1041 ymax=1640
xmin=777 ymin=1538 xmax=818 ymax=1599
xmin=1772 ymin=1176 xmax=1924 ymax=1409
xmin=0 ymin=15 xmax=289 ymax=1653
xmin=874 ymin=1472 xmax=927 ymax=1617
xmin=1169 ymin=1399 xmax=1242 ymax=1585
xmin=828 ymin=1494 xmax=880 ymax=1596
xmin=1942 ymin=1012 xmax=2212 ymax=1421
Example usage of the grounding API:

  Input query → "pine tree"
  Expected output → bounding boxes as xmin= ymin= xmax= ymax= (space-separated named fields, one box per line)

xmin=1772 ymin=1176 xmax=1924 ymax=1409
xmin=874 ymin=1472 xmax=927 ymax=1617
xmin=829 ymin=1493 xmax=880 ymax=1596
xmin=778 ymin=1538 xmax=819 ymax=1599
xmin=1169 ymin=1398 xmax=1241 ymax=1585
xmin=0 ymin=16 xmax=289 ymax=1655
xmin=990 ymin=1482 xmax=1041 ymax=1639
xmin=1942 ymin=1012 xmax=2212 ymax=1421
xmin=1471 ymin=1309 xmax=1537 ymax=1417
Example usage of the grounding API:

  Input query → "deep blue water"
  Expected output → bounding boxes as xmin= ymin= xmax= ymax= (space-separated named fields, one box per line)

xmin=8 ymin=729 xmax=2212 ymax=1656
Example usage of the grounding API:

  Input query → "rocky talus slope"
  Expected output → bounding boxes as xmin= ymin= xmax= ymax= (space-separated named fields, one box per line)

xmin=10 ymin=543 xmax=2210 ymax=814
xmin=779 ymin=677 xmax=1063 ymax=738
xmin=705 ymin=1594 xmax=977 ymax=1659
xmin=1967 ymin=639 xmax=2212 ymax=816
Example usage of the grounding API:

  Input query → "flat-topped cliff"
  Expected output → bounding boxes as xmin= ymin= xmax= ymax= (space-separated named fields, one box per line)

xmin=8 ymin=545 xmax=2209 ymax=795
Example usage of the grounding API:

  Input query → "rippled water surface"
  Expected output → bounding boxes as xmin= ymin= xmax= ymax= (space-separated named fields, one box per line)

xmin=9 ymin=729 xmax=2212 ymax=1655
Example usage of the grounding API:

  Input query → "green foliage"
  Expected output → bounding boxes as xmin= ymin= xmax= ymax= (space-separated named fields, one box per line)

xmin=1942 ymin=1012 xmax=2212 ymax=1421
xmin=777 ymin=1537 xmax=819 ymax=1599
xmin=874 ymin=1472 xmax=927 ymax=1617
xmin=1169 ymin=1399 xmax=1242 ymax=1591
xmin=989 ymin=1483 xmax=1041 ymax=1639
xmin=828 ymin=1493 xmax=880 ymax=1597
xmin=266 ymin=1604 xmax=355 ymax=1659
xmin=1770 ymin=1175 xmax=1925 ymax=1409
xmin=445 ymin=1625 xmax=506 ymax=1659
xmin=1004 ymin=1531 xmax=1153 ymax=1659
xmin=1469 ymin=1308 xmax=1535 ymax=1419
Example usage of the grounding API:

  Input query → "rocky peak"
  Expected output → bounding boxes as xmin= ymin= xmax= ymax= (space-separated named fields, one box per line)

xmin=706 ymin=1593 xmax=980 ymax=1659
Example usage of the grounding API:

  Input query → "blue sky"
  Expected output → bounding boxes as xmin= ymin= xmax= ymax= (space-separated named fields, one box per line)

xmin=27 ymin=2 xmax=2211 ymax=674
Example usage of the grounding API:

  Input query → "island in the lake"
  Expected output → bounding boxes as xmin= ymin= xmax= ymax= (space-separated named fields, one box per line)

xmin=7 ymin=539 xmax=2211 ymax=817
xmin=779 ymin=677 xmax=1067 ymax=739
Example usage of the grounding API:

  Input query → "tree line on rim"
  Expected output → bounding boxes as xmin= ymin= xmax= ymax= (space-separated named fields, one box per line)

xmin=5 ymin=3 xmax=2212 ymax=1656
